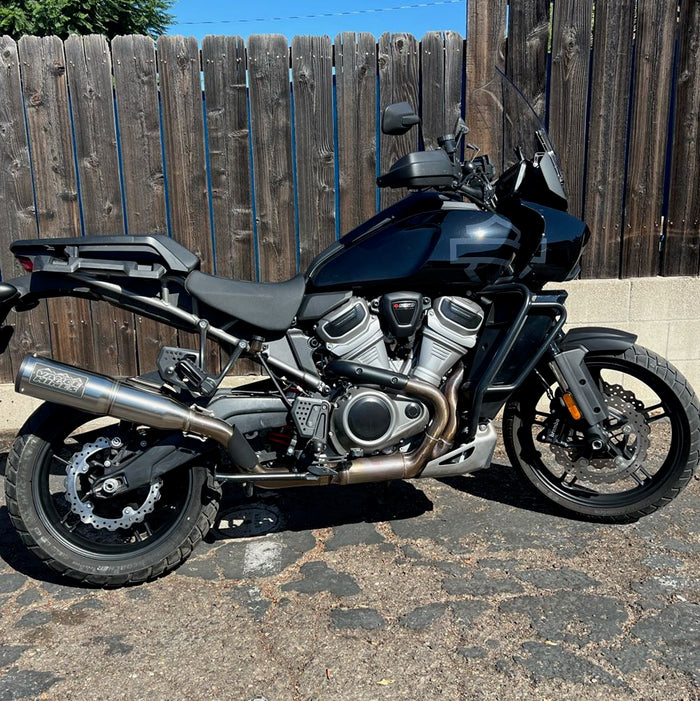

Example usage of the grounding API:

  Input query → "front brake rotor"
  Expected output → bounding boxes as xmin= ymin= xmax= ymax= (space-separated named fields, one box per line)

xmin=63 ymin=437 xmax=162 ymax=531
xmin=550 ymin=383 xmax=651 ymax=484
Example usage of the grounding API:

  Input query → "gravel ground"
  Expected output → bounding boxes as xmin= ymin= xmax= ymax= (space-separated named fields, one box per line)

xmin=0 ymin=428 xmax=698 ymax=701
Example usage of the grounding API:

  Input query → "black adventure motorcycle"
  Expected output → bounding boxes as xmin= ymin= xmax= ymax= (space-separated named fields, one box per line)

xmin=1 ymin=73 xmax=697 ymax=586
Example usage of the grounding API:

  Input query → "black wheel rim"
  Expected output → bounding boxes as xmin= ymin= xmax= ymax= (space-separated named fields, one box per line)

xmin=517 ymin=356 xmax=687 ymax=510
xmin=32 ymin=419 xmax=196 ymax=560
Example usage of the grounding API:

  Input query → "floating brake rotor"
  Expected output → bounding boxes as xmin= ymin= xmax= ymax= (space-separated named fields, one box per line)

xmin=550 ymin=382 xmax=651 ymax=484
xmin=63 ymin=437 xmax=162 ymax=531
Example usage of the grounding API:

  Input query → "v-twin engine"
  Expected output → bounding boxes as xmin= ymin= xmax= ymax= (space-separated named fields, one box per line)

xmin=316 ymin=294 xmax=484 ymax=386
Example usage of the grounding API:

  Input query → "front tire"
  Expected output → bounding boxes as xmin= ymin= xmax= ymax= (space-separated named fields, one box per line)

xmin=5 ymin=404 xmax=221 ymax=586
xmin=503 ymin=345 xmax=699 ymax=522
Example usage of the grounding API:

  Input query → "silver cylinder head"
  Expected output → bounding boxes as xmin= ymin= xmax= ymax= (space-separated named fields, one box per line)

xmin=412 ymin=296 xmax=484 ymax=386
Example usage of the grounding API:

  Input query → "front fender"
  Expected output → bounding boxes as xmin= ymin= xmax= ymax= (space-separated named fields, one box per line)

xmin=559 ymin=326 xmax=637 ymax=355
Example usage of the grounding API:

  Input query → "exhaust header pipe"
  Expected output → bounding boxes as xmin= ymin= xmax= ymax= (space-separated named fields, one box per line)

xmin=16 ymin=355 xmax=236 ymax=451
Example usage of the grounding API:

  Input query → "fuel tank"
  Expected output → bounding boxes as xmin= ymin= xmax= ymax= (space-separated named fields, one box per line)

xmin=306 ymin=193 xmax=522 ymax=295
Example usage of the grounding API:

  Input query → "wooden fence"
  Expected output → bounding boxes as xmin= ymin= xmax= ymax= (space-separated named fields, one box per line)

xmin=0 ymin=0 xmax=698 ymax=381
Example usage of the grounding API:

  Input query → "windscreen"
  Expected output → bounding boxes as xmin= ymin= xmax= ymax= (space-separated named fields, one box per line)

xmin=465 ymin=69 xmax=558 ymax=175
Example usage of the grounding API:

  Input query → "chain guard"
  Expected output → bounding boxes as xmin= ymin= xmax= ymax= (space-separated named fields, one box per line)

xmin=550 ymin=382 xmax=651 ymax=484
xmin=63 ymin=437 xmax=162 ymax=531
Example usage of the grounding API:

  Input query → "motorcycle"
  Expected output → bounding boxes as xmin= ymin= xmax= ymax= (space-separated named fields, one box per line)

xmin=1 ymin=72 xmax=697 ymax=586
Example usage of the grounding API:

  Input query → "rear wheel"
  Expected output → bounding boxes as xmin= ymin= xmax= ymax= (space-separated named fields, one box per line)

xmin=5 ymin=404 xmax=221 ymax=586
xmin=503 ymin=345 xmax=699 ymax=522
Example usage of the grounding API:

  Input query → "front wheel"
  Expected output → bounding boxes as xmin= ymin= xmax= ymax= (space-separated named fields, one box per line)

xmin=503 ymin=345 xmax=699 ymax=522
xmin=5 ymin=404 xmax=221 ymax=586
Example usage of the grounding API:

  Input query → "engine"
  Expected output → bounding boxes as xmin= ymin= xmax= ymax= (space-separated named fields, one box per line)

xmin=313 ymin=292 xmax=484 ymax=456
xmin=316 ymin=292 xmax=484 ymax=386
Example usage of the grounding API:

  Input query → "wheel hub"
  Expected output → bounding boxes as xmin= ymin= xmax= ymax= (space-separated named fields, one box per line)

xmin=63 ymin=437 xmax=162 ymax=531
xmin=551 ymin=383 xmax=650 ymax=484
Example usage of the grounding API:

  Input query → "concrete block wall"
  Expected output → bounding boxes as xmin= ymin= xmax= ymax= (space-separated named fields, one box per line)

xmin=550 ymin=276 xmax=700 ymax=392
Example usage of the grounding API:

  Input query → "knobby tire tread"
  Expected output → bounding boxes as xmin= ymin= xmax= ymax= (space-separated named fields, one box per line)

xmin=4 ymin=406 xmax=223 ymax=587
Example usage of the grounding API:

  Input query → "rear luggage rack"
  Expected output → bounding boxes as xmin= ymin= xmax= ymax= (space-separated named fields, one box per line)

xmin=10 ymin=235 xmax=200 ymax=279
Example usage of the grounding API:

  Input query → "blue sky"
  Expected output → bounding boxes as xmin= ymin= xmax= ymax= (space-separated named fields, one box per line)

xmin=168 ymin=0 xmax=467 ymax=41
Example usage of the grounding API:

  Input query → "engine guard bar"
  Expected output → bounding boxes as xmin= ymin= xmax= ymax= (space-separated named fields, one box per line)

xmin=464 ymin=283 xmax=568 ymax=440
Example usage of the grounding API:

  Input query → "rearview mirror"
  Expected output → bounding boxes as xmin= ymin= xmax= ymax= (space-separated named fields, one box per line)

xmin=381 ymin=102 xmax=420 ymax=135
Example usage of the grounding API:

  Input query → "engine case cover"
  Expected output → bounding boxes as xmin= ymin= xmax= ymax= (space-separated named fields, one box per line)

xmin=329 ymin=387 xmax=429 ymax=455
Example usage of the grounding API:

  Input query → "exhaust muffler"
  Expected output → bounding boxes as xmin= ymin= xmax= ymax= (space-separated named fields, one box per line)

xmin=16 ymin=355 xmax=238 ymax=453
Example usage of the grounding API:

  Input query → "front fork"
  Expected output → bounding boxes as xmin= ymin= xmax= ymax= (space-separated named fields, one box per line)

xmin=547 ymin=346 xmax=609 ymax=449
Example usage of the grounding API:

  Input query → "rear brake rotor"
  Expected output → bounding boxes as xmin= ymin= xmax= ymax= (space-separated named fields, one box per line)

xmin=63 ymin=437 xmax=162 ymax=531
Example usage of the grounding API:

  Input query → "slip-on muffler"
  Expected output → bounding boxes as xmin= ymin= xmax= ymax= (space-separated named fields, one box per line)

xmin=16 ymin=354 xmax=241 ymax=456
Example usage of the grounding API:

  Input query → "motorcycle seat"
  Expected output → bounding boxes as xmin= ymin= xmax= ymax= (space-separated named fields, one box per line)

xmin=185 ymin=270 xmax=306 ymax=332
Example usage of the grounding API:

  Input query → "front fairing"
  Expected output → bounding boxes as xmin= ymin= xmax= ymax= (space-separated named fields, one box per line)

xmin=504 ymin=200 xmax=590 ymax=285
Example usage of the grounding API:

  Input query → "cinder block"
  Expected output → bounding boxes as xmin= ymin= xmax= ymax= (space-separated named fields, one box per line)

xmin=624 ymin=321 xmax=669 ymax=357
xmin=555 ymin=279 xmax=631 ymax=324
xmin=629 ymin=277 xmax=700 ymax=321
xmin=667 ymin=320 xmax=700 ymax=361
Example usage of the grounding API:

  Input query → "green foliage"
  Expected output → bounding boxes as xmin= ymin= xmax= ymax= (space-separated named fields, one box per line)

xmin=0 ymin=0 xmax=174 ymax=40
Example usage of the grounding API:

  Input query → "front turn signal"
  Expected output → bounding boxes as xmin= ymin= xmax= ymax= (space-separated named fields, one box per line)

xmin=562 ymin=392 xmax=582 ymax=421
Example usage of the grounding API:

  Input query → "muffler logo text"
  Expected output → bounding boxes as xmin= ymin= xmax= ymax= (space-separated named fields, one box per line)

xmin=29 ymin=364 xmax=88 ymax=398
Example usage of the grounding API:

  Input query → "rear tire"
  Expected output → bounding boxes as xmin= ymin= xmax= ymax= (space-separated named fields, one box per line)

xmin=5 ymin=403 xmax=221 ymax=586
xmin=503 ymin=345 xmax=699 ymax=522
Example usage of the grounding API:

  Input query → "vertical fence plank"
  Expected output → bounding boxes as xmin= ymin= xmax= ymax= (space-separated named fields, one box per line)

xmin=378 ymin=32 xmax=420 ymax=209
xmin=465 ymin=0 xmax=506 ymax=169
xmin=549 ymin=0 xmax=593 ymax=220
xmin=581 ymin=1 xmax=634 ymax=279
xmin=202 ymin=34 xmax=257 ymax=374
xmin=65 ymin=35 xmax=124 ymax=233
xmin=157 ymin=36 xmax=212 ymax=269
xmin=248 ymin=34 xmax=297 ymax=282
xmin=18 ymin=36 xmax=95 ymax=369
xmin=421 ymin=31 xmax=464 ymax=151
xmin=506 ymin=0 xmax=549 ymax=118
xmin=622 ymin=0 xmax=677 ymax=278
xmin=112 ymin=36 xmax=167 ymax=234
xmin=202 ymin=35 xmax=254 ymax=282
xmin=112 ymin=35 xmax=176 ymax=372
xmin=0 ymin=36 xmax=50 ymax=382
xmin=158 ymin=35 xmax=217 ymax=369
xmin=663 ymin=0 xmax=700 ymax=276
xmin=65 ymin=34 xmax=137 ymax=377
xmin=292 ymin=35 xmax=335 ymax=270
xmin=335 ymin=32 xmax=377 ymax=233
xmin=505 ymin=0 xmax=549 ymax=163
